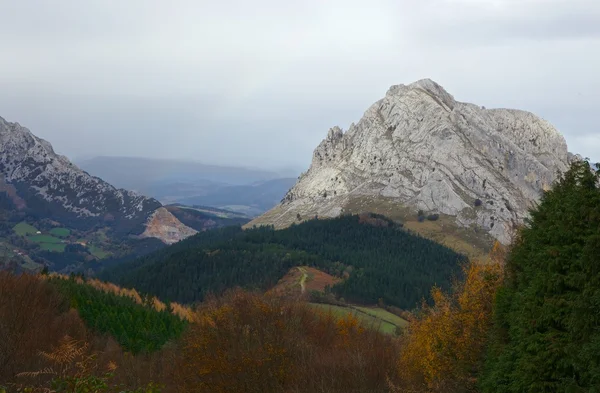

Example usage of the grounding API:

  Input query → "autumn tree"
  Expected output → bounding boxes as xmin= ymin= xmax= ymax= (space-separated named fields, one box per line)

xmin=396 ymin=243 xmax=505 ymax=392
xmin=0 ymin=272 xmax=87 ymax=382
xmin=178 ymin=289 xmax=397 ymax=393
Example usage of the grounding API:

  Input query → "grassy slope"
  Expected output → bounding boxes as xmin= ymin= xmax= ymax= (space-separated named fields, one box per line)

xmin=249 ymin=196 xmax=494 ymax=260
xmin=310 ymin=303 xmax=408 ymax=335
xmin=49 ymin=227 xmax=71 ymax=237
xmin=13 ymin=222 xmax=38 ymax=236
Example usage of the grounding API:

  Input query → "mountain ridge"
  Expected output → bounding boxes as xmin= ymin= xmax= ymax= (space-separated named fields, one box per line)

xmin=248 ymin=79 xmax=573 ymax=246
xmin=0 ymin=116 xmax=195 ymax=243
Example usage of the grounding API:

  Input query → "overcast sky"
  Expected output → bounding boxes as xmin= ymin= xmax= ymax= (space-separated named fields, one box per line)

xmin=1 ymin=0 xmax=599 ymax=172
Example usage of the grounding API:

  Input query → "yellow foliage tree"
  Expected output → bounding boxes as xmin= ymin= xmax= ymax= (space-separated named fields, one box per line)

xmin=396 ymin=242 xmax=505 ymax=392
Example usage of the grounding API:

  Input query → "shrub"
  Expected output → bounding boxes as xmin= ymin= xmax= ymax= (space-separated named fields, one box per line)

xmin=474 ymin=199 xmax=482 ymax=207
xmin=426 ymin=214 xmax=440 ymax=221
xmin=179 ymin=290 xmax=398 ymax=393
xmin=0 ymin=272 xmax=87 ymax=382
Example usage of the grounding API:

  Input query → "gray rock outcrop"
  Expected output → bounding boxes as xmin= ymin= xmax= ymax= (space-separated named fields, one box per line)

xmin=250 ymin=79 xmax=571 ymax=244
xmin=0 ymin=116 xmax=195 ymax=243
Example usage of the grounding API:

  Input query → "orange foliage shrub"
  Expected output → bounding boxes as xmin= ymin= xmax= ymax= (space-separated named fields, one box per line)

xmin=0 ymin=272 xmax=87 ymax=383
xmin=178 ymin=289 xmax=398 ymax=393
xmin=396 ymin=243 xmax=505 ymax=392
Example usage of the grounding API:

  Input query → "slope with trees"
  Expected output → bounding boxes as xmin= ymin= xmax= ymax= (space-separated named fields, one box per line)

xmin=103 ymin=215 xmax=466 ymax=310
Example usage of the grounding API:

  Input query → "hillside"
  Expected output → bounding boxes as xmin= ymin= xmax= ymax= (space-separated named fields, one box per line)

xmin=164 ymin=204 xmax=250 ymax=231
xmin=102 ymin=214 xmax=466 ymax=310
xmin=0 ymin=116 xmax=198 ymax=272
xmin=248 ymin=79 xmax=574 ymax=254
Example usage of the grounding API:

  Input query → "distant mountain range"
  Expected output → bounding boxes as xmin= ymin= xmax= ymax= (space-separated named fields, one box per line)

xmin=0 ymin=116 xmax=243 ymax=272
xmin=77 ymin=156 xmax=297 ymax=216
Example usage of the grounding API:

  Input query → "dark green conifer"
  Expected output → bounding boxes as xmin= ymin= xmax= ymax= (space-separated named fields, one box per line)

xmin=482 ymin=160 xmax=600 ymax=392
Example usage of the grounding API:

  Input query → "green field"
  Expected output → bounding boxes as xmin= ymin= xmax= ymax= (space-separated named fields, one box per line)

xmin=28 ymin=235 xmax=63 ymax=244
xmin=38 ymin=243 xmax=66 ymax=252
xmin=88 ymin=245 xmax=110 ymax=259
xmin=27 ymin=234 xmax=66 ymax=252
xmin=49 ymin=227 xmax=71 ymax=237
xmin=309 ymin=303 xmax=408 ymax=335
xmin=353 ymin=306 xmax=409 ymax=329
xmin=13 ymin=222 xmax=39 ymax=236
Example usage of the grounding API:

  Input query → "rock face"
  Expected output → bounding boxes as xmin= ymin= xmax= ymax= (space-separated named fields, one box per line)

xmin=0 ymin=116 xmax=195 ymax=243
xmin=140 ymin=207 xmax=197 ymax=244
xmin=249 ymin=79 xmax=572 ymax=245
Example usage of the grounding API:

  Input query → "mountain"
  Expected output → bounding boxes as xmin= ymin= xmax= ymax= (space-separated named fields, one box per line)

xmin=0 ymin=116 xmax=196 ymax=270
xmin=0 ymin=117 xmax=163 ymax=233
xmin=76 ymin=156 xmax=283 ymax=189
xmin=164 ymin=204 xmax=250 ymax=231
xmin=177 ymin=177 xmax=297 ymax=216
xmin=77 ymin=156 xmax=296 ymax=215
xmin=248 ymin=79 xmax=573 ymax=253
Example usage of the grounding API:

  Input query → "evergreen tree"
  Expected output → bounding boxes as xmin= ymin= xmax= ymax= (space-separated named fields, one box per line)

xmin=103 ymin=215 xmax=466 ymax=309
xmin=481 ymin=160 xmax=600 ymax=392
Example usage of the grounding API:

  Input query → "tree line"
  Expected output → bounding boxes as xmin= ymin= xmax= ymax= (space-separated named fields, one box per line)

xmin=102 ymin=214 xmax=466 ymax=310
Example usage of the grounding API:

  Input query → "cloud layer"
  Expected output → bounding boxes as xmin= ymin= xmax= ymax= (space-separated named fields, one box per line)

xmin=1 ymin=0 xmax=598 ymax=170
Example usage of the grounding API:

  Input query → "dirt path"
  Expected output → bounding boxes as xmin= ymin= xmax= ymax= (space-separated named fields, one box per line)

xmin=297 ymin=267 xmax=308 ymax=294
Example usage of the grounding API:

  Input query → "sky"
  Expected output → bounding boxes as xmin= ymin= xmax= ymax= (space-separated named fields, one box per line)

xmin=0 ymin=0 xmax=599 ymax=173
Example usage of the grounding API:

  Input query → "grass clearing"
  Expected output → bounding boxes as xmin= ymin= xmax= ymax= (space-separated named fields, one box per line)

xmin=49 ymin=227 xmax=71 ymax=237
xmin=88 ymin=245 xmax=110 ymax=259
xmin=38 ymin=242 xmax=66 ymax=252
xmin=28 ymin=234 xmax=66 ymax=252
xmin=13 ymin=222 xmax=39 ymax=236
xmin=310 ymin=303 xmax=404 ymax=335
xmin=28 ymin=235 xmax=63 ymax=244
xmin=353 ymin=306 xmax=409 ymax=328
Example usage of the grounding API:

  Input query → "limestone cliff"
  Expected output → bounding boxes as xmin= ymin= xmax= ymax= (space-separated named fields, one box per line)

xmin=249 ymin=79 xmax=572 ymax=246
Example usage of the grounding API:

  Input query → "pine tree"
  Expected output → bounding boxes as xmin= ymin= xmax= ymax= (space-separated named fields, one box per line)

xmin=481 ymin=160 xmax=600 ymax=392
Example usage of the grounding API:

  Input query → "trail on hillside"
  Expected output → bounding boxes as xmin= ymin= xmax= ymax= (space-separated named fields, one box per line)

xmin=298 ymin=267 xmax=308 ymax=294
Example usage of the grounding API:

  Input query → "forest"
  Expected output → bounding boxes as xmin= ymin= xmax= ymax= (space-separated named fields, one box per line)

xmin=102 ymin=214 xmax=466 ymax=310
xmin=48 ymin=275 xmax=188 ymax=354
xmin=1 ymin=160 xmax=599 ymax=393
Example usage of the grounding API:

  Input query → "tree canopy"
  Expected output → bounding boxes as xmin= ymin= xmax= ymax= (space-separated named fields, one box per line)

xmin=481 ymin=160 xmax=600 ymax=392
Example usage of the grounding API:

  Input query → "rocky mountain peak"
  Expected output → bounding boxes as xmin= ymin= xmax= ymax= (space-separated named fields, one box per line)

xmin=251 ymin=79 xmax=572 ymax=247
xmin=0 ymin=116 xmax=195 ymax=244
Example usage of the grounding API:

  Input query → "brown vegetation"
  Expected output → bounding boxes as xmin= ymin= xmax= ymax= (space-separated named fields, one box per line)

xmin=1 ymin=240 xmax=507 ymax=392
xmin=0 ymin=272 xmax=87 ymax=383
xmin=394 ymin=242 xmax=505 ymax=392
xmin=179 ymin=289 xmax=398 ymax=393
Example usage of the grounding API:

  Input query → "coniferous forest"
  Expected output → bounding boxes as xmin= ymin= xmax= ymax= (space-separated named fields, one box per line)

xmin=102 ymin=215 xmax=467 ymax=310
xmin=48 ymin=276 xmax=187 ymax=354
xmin=1 ymin=160 xmax=599 ymax=393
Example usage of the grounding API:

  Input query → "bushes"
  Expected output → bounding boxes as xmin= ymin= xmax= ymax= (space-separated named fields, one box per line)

xmin=179 ymin=290 xmax=398 ymax=393
xmin=0 ymin=272 xmax=87 ymax=382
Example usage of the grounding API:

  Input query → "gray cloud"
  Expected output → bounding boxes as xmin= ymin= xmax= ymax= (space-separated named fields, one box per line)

xmin=0 ymin=0 xmax=598 ymax=171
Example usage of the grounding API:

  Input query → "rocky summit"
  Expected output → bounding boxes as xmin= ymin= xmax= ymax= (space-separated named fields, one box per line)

xmin=249 ymin=79 xmax=574 ymax=247
xmin=0 ymin=116 xmax=195 ymax=243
